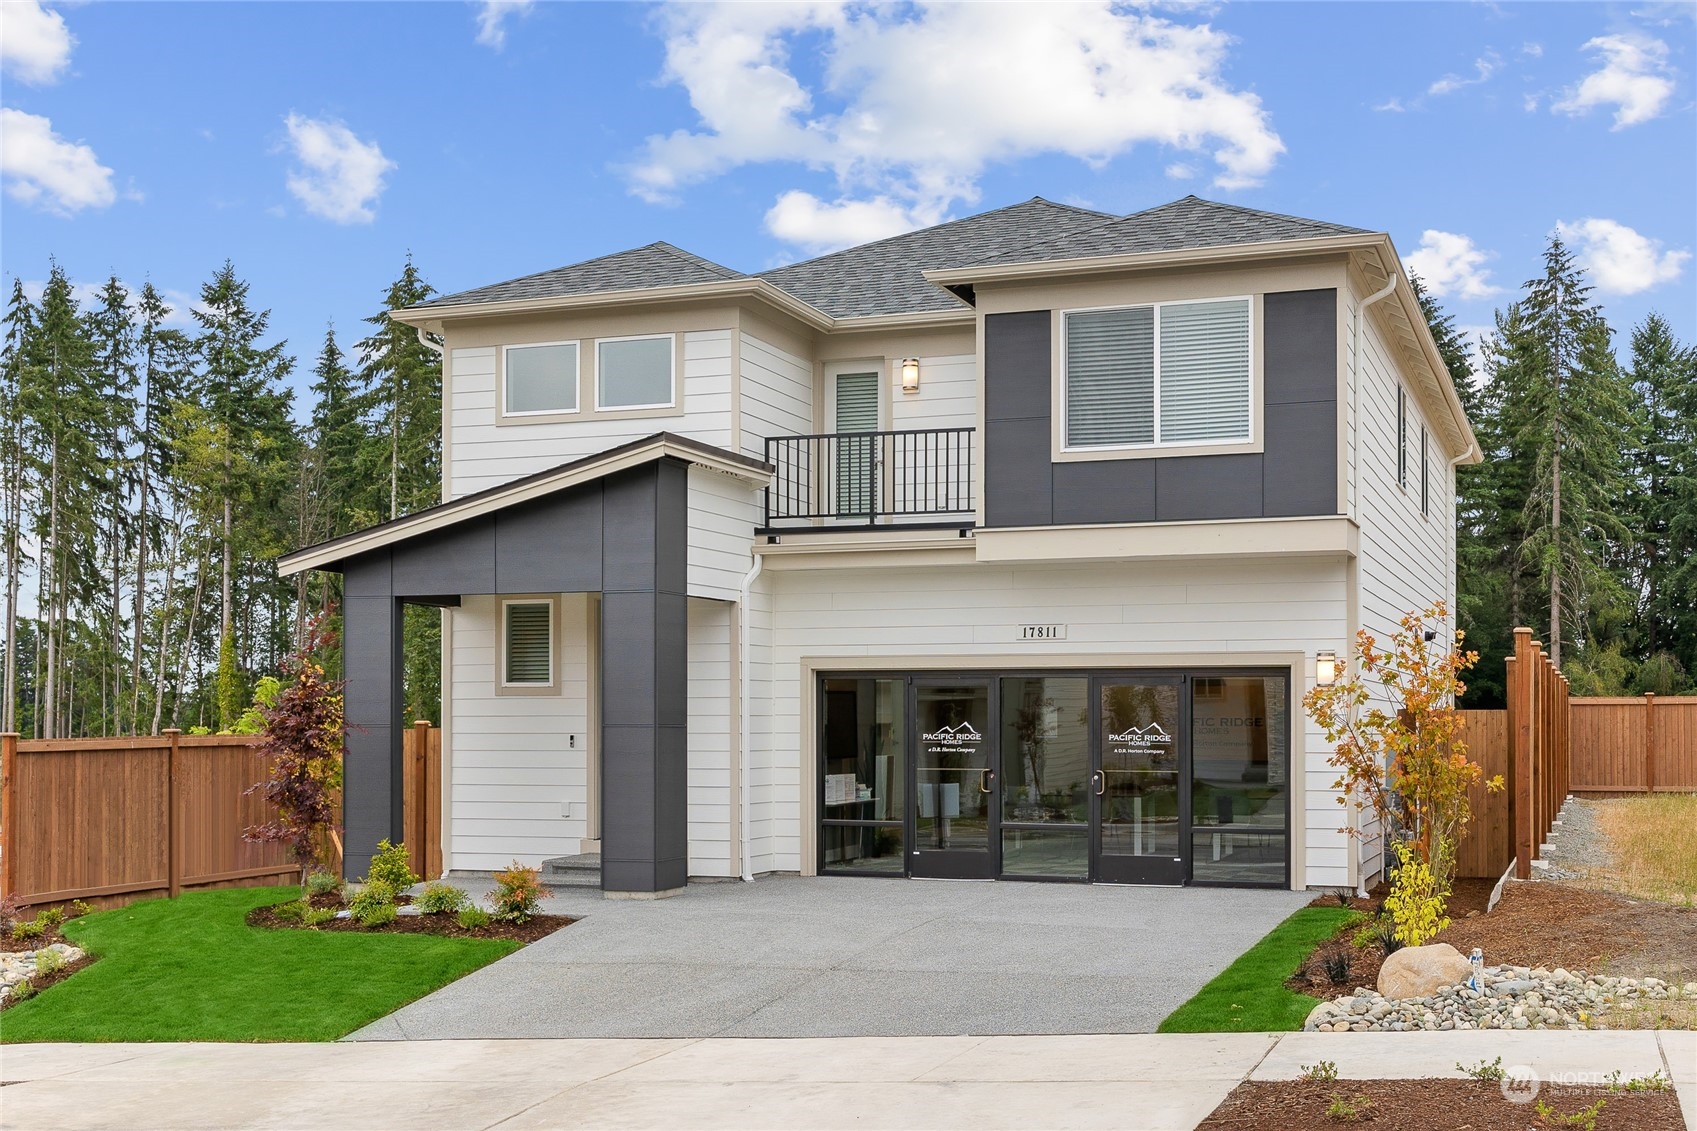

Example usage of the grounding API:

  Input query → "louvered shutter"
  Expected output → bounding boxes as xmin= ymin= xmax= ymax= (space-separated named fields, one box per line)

xmin=1065 ymin=307 xmax=1154 ymax=447
xmin=504 ymin=602 xmax=552 ymax=685
xmin=1157 ymin=299 xmax=1250 ymax=444
xmin=833 ymin=372 xmax=879 ymax=516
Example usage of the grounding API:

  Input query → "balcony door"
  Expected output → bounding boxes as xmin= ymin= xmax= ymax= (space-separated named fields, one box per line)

xmin=829 ymin=370 xmax=880 ymax=519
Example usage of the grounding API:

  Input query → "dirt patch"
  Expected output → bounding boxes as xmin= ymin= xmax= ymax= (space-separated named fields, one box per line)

xmin=1436 ymin=881 xmax=1697 ymax=982
xmin=245 ymin=891 xmax=574 ymax=945
xmin=1197 ymin=1079 xmax=1683 ymax=1130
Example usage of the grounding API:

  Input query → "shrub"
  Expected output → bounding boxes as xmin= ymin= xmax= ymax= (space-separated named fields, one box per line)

xmin=457 ymin=907 xmax=491 ymax=930
xmin=356 ymin=902 xmax=397 ymax=928
xmin=1383 ymin=841 xmax=1450 ymax=947
xmin=1322 ymin=951 xmax=1352 ymax=984
xmin=1373 ymin=918 xmax=1405 ymax=957
xmin=0 ymin=892 xmax=26 ymax=931
xmin=273 ymin=900 xmax=309 ymax=923
xmin=415 ymin=882 xmax=471 ymax=915
xmin=1301 ymin=1061 xmax=1339 ymax=1083
xmin=491 ymin=862 xmax=545 ymax=923
xmin=11 ymin=980 xmax=35 ymax=1001
xmin=36 ymin=906 xmax=65 ymax=929
xmin=34 ymin=949 xmax=65 ymax=977
xmin=10 ymin=919 xmax=43 ymax=942
xmin=367 ymin=839 xmax=418 ymax=893
xmin=305 ymin=872 xmax=341 ymax=897
xmin=302 ymin=907 xmax=337 ymax=928
xmin=1458 ymin=1057 xmax=1505 ymax=1082
xmin=69 ymin=899 xmax=94 ymax=918
xmin=346 ymin=880 xmax=397 ymax=923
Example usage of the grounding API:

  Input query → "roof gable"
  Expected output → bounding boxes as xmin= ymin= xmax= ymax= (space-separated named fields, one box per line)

xmin=415 ymin=242 xmax=744 ymax=310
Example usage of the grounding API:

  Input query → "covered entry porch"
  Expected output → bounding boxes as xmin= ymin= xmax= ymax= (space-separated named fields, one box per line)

xmin=277 ymin=434 xmax=770 ymax=895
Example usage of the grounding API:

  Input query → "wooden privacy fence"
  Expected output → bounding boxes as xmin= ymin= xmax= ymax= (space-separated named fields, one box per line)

xmin=1 ymin=723 xmax=441 ymax=910
xmin=1452 ymin=709 xmax=1510 ymax=880
xmin=1569 ymin=694 xmax=1697 ymax=793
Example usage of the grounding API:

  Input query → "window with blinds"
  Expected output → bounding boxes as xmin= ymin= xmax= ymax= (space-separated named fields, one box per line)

xmin=1063 ymin=298 xmax=1250 ymax=450
xmin=503 ymin=601 xmax=553 ymax=686
xmin=1397 ymin=385 xmax=1409 ymax=489
xmin=1421 ymin=424 xmax=1431 ymax=517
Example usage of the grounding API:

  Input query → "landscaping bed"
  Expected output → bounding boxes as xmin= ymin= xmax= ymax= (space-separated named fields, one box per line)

xmin=246 ymin=890 xmax=572 ymax=944
xmin=1197 ymin=1079 xmax=1684 ymax=1130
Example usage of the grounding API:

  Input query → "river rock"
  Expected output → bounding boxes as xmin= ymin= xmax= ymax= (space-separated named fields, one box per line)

xmin=1377 ymin=942 xmax=1473 ymax=999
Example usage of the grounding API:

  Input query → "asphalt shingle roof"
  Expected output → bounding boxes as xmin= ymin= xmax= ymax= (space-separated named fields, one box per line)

xmin=415 ymin=242 xmax=744 ymax=309
xmin=408 ymin=197 xmax=1375 ymax=320
xmin=975 ymin=195 xmax=1371 ymax=267
xmin=753 ymin=197 xmax=1114 ymax=319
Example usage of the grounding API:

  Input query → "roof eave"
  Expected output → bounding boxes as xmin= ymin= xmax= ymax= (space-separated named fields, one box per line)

xmin=920 ymin=232 xmax=1388 ymax=288
xmin=389 ymin=278 xmax=835 ymax=333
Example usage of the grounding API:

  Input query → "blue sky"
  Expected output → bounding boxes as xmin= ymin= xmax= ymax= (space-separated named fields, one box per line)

xmin=3 ymin=1 xmax=1692 ymax=409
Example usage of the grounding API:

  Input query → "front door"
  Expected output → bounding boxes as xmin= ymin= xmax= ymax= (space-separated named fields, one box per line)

xmin=1092 ymin=675 xmax=1187 ymax=884
xmin=910 ymin=678 xmax=997 ymax=879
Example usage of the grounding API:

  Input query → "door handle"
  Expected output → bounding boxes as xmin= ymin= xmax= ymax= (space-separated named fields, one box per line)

xmin=1093 ymin=770 xmax=1105 ymax=796
xmin=979 ymin=768 xmax=994 ymax=794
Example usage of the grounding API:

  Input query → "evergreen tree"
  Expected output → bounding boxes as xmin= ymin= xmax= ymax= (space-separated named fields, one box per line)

xmin=1626 ymin=313 xmax=1697 ymax=676
xmin=0 ymin=279 xmax=38 ymax=733
xmin=358 ymin=255 xmax=441 ymax=520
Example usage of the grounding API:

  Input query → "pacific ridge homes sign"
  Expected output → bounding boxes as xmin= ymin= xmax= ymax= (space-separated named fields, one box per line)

xmin=922 ymin=722 xmax=982 ymax=751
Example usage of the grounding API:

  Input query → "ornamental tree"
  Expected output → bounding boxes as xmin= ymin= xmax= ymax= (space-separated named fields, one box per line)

xmin=1302 ymin=602 xmax=1502 ymax=894
xmin=244 ymin=615 xmax=345 ymax=892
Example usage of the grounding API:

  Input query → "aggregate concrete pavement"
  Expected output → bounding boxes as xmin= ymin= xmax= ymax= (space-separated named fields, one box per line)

xmin=3 ymin=1031 xmax=1690 ymax=1131
xmin=348 ymin=874 xmax=1311 ymax=1040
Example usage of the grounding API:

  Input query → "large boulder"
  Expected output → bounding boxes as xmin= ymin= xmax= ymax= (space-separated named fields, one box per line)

xmin=1377 ymin=943 xmax=1473 ymax=999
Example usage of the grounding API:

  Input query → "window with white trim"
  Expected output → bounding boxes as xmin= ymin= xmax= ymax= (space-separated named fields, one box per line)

xmin=504 ymin=342 xmax=579 ymax=415
xmin=502 ymin=600 xmax=553 ymax=687
xmin=1397 ymin=384 xmax=1409 ymax=490
xmin=596 ymin=334 xmax=675 ymax=410
xmin=1421 ymin=424 xmax=1431 ymax=518
xmin=1063 ymin=297 xmax=1251 ymax=450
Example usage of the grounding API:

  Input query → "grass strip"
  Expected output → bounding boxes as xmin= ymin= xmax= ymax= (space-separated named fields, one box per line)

xmin=1158 ymin=905 xmax=1359 ymax=1033
xmin=1 ymin=886 xmax=518 ymax=1043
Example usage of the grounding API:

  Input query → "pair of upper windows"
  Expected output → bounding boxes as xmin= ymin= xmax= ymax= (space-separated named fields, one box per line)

xmin=504 ymin=335 xmax=675 ymax=416
xmin=1062 ymin=298 xmax=1252 ymax=450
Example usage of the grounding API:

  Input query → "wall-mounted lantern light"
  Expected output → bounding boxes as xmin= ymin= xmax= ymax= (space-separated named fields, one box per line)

xmin=900 ymin=358 xmax=920 ymax=393
xmin=1316 ymin=650 xmax=1339 ymax=686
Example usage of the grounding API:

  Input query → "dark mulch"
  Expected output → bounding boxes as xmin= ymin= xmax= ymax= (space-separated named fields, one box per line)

xmin=245 ymin=891 xmax=574 ymax=945
xmin=1288 ymin=877 xmax=1517 ymax=994
xmin=0 ymin=953 xmax=99 ymax=1012
xmin=1436 ymin=881 xmax=1697 ymax=981
xmin=1198 ymin=1080 xmax=1684 ymax=1130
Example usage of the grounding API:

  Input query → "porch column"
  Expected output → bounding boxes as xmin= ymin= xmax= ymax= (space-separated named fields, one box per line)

xmin=342 ymin=552 xmax=405 ymax=882
xmin=599 ymin=462 xmax=689 ymax=895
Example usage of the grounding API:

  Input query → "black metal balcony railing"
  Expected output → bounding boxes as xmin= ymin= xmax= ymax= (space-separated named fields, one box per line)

xmin=762 ymin=427 xmax=976 ymax=532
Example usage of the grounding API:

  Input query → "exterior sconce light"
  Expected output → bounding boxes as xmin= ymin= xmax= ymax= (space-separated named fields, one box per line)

xmin=1316 ymin=650 xmax=1339 ymax=686
xmin=900 ymin=358 xmax=920 ymax=393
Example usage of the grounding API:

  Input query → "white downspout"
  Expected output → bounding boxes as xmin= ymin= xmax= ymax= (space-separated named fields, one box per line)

xmin=737 ymin=552 xmax=763 ymax=882
xmin=1352 ymin=272 xmax=1399 ymax=898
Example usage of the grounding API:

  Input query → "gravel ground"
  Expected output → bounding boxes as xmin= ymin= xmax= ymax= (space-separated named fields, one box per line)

xmin=1537 ymin=797 xmax=1615 ymax=880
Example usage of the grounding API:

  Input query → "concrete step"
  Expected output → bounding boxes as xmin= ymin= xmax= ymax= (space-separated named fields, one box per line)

xmin=540 ymin=854 xmax=601 ymax=889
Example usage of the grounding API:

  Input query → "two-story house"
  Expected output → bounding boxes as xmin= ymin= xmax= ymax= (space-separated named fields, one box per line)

xmin=279 ymin=195 xmax=1479 ymax=899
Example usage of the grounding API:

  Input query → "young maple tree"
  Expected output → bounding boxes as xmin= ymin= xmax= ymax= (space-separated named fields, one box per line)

xmin=1303 ymin=602 xmax=1501 ymax=893
xmin=245 ymin=614 xmax=345 ymax=892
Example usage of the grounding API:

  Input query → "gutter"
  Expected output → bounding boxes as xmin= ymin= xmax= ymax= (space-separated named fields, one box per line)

xmin=736 ymin=553 xmax=763 ymax=883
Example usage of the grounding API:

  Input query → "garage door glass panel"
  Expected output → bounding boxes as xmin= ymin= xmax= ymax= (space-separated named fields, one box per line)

xmin=1190 ymin=676 xmax=1288 ymax=886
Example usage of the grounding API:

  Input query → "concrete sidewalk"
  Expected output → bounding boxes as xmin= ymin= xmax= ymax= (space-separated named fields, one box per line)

xmin=2 ymin=1030 xmax=1690 ymax=1130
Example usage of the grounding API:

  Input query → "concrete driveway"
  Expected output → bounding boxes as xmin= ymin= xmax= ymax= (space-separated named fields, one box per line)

xmin=350 ymin=876 xmax=1308 ymax=1040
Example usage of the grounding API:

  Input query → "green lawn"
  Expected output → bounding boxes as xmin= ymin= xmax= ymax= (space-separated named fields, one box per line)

xmin=0 ymin=886 xmax=518 ymax=1043
xmin=1158 ymin=905 xmax=1358 ymax=1033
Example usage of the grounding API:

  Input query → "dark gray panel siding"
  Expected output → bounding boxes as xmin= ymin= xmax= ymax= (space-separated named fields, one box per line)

xmin=982 ymin=289 xmax=1338 ymax=526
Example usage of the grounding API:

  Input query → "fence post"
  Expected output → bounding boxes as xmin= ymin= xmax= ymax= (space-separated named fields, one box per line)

xmin=1510 ymin=629 xmax=1534 ymax=879
xmin=410 ymin=720 xmax=429 ymax=877
xmin=165 ymin=728 xmax=182 ymax=898
xmin=1 ymin=733 xmax=17 ymax=899
xmin=1644 ymin=692 xmax=1655 ymax=795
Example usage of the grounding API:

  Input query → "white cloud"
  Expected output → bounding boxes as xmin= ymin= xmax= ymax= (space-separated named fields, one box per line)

xmin=1557 ymin=217 xmax=1690 ymax=294
xmin=0 ymin=107 xmax=114 ymax=215
xmin=1373 ymin=97 xmax=1407 ymax=113
xmin=0 ymin=0 xmax=73 ymax=85
xmin=1521 ymin=42 xmax=1544 ymax=59
xmin=1553 ymin=34 xmax=1676 ymax=128
xmin=1404 ymin=230 xmax=1503 ymax=300
xmin=282 ymin=113 xmax=395 ymax=224
xmin=1428 ymin=52 xmax=1501 ymax=96
xmin=21 ymin=278 xmax=200 ymax=328
xmin=628 ymin=2 xmax=1284 ymax=252
xmin=1456 ymin=323 xmax=1493 ymax=385
xmin=1164 ymin=162 xmax=1197 ymax=180
xmin=765 ymin=191 xmax=939 ymax=254
xmin=474 ymin=0 xmax=534 ymax=50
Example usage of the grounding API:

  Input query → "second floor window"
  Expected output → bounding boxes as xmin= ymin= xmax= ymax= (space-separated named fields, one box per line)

xmin=1064 ymin=297 xmax=1251 ymax=450
xmin=505 ymin=341 xmax=579 ymax=415
xmin=597 ymin=334 xmax=675 ymax=410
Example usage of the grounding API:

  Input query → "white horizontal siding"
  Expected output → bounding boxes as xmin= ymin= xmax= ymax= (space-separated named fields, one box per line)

xmin=447 ymin=331 xmax=734 ymax=498
xmin=687 ymin=466 xmax=759 ymax=601
xmin=744 ymin=557 xmax=1352 ymax=887
xmin=448 ymin=593 xmax=590 ymax=871
xmin=739 ymin=332 xmax=813 ymax=460
xmin=688 ymin=597 xmax=734 ymax=877
xmin=890 ymin=354 xmax=977 ymax=433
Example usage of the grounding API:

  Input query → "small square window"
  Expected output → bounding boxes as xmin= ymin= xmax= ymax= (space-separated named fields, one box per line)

xmin=597 ymin=335 xmax=675 ymax=410
xmin=502 ymin=601 xmax=553 ymax=687
xmin=505 ymin=342 xmax=578 ymax=415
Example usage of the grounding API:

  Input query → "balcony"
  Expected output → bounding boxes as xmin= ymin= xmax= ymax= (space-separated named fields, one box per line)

xmin=761 ymin=427 xmax=976 ymax=534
